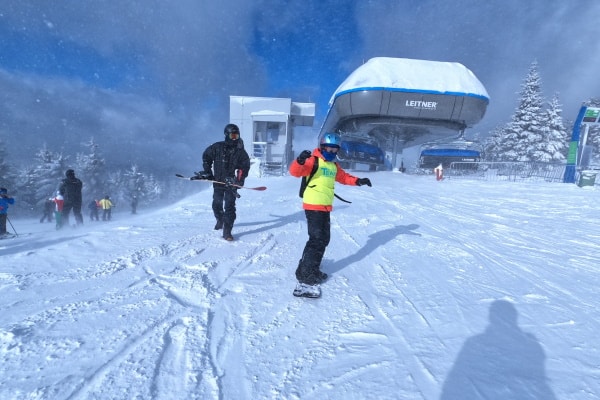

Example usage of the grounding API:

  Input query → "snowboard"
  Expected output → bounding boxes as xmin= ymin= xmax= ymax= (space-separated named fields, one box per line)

xmin=293 ymin=282 xmax=321 ymax=299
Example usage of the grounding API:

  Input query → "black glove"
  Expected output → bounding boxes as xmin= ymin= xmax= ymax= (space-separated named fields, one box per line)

xmin=296 ymin=150 xmax=312 ymax=165
xmin=224 ymin=177 xmax=236 ymax=187
xmin=356 ymin=178 xmax=372 ymax=187
xmin=224 ymin=177 xmax=241 ymax=198
xmin=192 ymin=171 xmax=213 ymax=181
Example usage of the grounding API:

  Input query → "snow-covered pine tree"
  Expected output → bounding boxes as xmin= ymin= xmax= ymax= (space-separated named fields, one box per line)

xmin=0 ymin=138 xmax=16 ymax=191
xmin=485 ymin=61 xmax=546 ymax=161
xmin=123 ymin=164 xmax=145 ymax=207
xmin=483 ymin=125 xmax=508 ymax=161
xmin=122 ymin=164 xmax=162 ymax=209
xmin=33 ymin=145 xmax=68 ymax=200
xmin=534 ymin=94 xmax=568 ymax=162
xmin=76 ymin=137 xmax=107 ymax=200
xmin=14 ymin=145 xmax=68 ymax=213
xmin=511 ymin=61 xmax=546 ymax=161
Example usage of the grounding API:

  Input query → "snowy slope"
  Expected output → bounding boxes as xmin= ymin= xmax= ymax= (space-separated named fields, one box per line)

xmin=1 ymin=172 xmax=599 ymax=399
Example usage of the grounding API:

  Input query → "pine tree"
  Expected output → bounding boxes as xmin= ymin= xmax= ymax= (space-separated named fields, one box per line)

xmin=0 ymin=138 xmax=15 ymax=191
xmin=483 ymin=125 xmax=507 ymax=161
xmin=76 ymin=137 xmax=107 ymax=200
xmin=510 ymin=61 xmax=546 ymax=161
xmin=121 ymin=164 xmax=162 ymax=210
xmin=484 ymin=61 xmax=548 ymax=162
xmin=534 ymin=94 xmax=568 ymax=162
xmin=14 ymin=145 xmax=68 ymax=212
xmin=124 ymin=164 xmax=145 ymax=202
xmin=34 ymin=145 xmax=68 ymax=200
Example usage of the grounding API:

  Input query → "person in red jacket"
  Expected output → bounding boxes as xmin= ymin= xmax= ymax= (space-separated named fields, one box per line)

xmin=53 ymin=191 xmax=65 ymax=230
xmin=289 ymin=132 xmax=372 ymax=298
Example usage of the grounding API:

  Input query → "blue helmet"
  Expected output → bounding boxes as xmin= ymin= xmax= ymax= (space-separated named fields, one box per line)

xmin=319 ymin=132 xmax=341 ymax=148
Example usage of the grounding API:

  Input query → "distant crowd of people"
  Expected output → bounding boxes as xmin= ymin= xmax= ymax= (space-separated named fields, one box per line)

xmin=1 ymin=168 xmax=141 ymax=235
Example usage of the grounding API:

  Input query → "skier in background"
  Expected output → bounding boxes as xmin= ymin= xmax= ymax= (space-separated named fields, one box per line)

xmin=53 ymin=191 xmax=64 ymax=230
xmin=99 ymin=195 xmax=114 ymax=221
xmin=131 ymin=195 xmax=138 ymax=214
xmin=40 ymin=197 xmax=54 ymax=223
xmin=88 ymin=199 xmax=100 ymax=221
xmin=193 ymin=123 xmax=250 ymax=241
xmin=59 ymin=169 xmax=84 ymax=226
xmin=0 ymin=187 xmax=15 ymax=236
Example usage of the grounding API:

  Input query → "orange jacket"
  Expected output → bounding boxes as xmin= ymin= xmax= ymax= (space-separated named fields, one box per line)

xmin=289 ymin=148 xmax=358 ymax=212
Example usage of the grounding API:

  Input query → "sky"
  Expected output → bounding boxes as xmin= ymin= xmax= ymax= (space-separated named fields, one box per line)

xmin=1 ymin=171 xmax=599 ymax=399
xmin=1 ymin=1 xmax=599 ymax=173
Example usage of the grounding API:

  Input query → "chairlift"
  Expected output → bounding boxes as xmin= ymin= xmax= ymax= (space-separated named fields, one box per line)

xmin=418 ymin=137 xmax=483 ymax=169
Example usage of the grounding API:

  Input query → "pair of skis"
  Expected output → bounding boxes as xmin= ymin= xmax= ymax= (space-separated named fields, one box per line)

xmin=175 ymin=174 xmax=267 ymax=191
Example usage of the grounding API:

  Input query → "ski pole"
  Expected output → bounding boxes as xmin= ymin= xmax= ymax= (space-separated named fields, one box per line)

xmin=7 ymin=215 xmax=18 ymax=236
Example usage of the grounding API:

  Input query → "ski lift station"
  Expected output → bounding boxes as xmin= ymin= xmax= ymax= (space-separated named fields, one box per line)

xmin=229 ymin=96 xmax=315 ymax=176
xmin=320 ymin=57 xmax=490 ymax=169
xmin=229 ymin=57 xmax=489 ymax=175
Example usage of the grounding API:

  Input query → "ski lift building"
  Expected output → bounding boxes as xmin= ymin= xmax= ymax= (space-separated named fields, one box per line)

xmin=320 ymin=57 xmax=489 ymax=169
xmin=230 ymin=96 xmax=315 ymax=176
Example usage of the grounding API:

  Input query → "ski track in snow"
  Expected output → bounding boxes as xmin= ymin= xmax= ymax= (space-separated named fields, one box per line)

xmin=1 ymin=219 xmax=240 ymax=399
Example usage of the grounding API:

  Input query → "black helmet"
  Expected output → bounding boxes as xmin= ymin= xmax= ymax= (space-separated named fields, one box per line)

xmin=66 ymin=169 xmax=75 ymax=178
xmin=224 ymin=123 xmax=240 ymax=136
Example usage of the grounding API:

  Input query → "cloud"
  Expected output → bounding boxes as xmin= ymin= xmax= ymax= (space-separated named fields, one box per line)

xmin=353 ymin=0 xmax=600 ymax=132
xmin=1 ymin=0 xmax=599 ymax=173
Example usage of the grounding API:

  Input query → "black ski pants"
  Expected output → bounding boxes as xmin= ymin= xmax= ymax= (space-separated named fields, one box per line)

xmin=296 ymin=210 xmax=331 ymax=284
xmin=63 ymin=202 xmax=84 ymax=226
xmin=212 ymin=187 xmax=237 ymax=230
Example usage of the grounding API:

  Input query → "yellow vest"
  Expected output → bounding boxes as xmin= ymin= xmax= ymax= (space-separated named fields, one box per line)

xmin=303 ymin=158 xmax=337 ymax=206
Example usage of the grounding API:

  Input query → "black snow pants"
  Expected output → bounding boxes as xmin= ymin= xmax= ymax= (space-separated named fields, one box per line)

xmin=296 ymin=210 xmax=331 ymax=284
xmin=212 ymin=187 xmax=237 ymax=233
xmin=63 ymin=202 xmax=84 ymax=226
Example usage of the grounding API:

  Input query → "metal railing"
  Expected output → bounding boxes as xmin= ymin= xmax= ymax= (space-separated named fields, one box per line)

xmin=445 ymin=161 xmax=569 ymax=183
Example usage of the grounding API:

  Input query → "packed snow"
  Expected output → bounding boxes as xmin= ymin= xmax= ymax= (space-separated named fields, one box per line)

xmin=1 ymin=172 xmax=599 ymax=399
xmin=331 ymin=57 xmax=490 ymax=104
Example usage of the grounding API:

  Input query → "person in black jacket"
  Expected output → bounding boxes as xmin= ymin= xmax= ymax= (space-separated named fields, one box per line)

xmin=40 ymin=197 xmax=54 ymax=223
xmin=193 ymin=123 xmax=250 ymax=241
xmin=59 ymin=169 xmax=84 ymax=226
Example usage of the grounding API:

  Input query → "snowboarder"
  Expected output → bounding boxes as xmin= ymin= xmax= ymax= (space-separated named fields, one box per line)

xmin=193 ymin=123 xmax=250 ymax=241
xmin=289 ymin=132 xmax=372 ymax=298
xmin=40 ymin=198 xmax=54 ymax=223
xmin=59 ymin=169 xmax=84 ymax=226
xmin=0 ymin=187 xmax=15 ymax=236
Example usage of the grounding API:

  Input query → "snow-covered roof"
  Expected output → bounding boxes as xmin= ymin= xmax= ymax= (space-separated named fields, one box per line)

xmin=331 ymin=57 xmax=490 ymax=106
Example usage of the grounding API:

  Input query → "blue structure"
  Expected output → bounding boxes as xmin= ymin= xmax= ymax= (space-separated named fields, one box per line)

xmin=563 ymin=105 xmax=600 ymax=183
xmin=418 ymin=138 xmax=483 ymax=169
